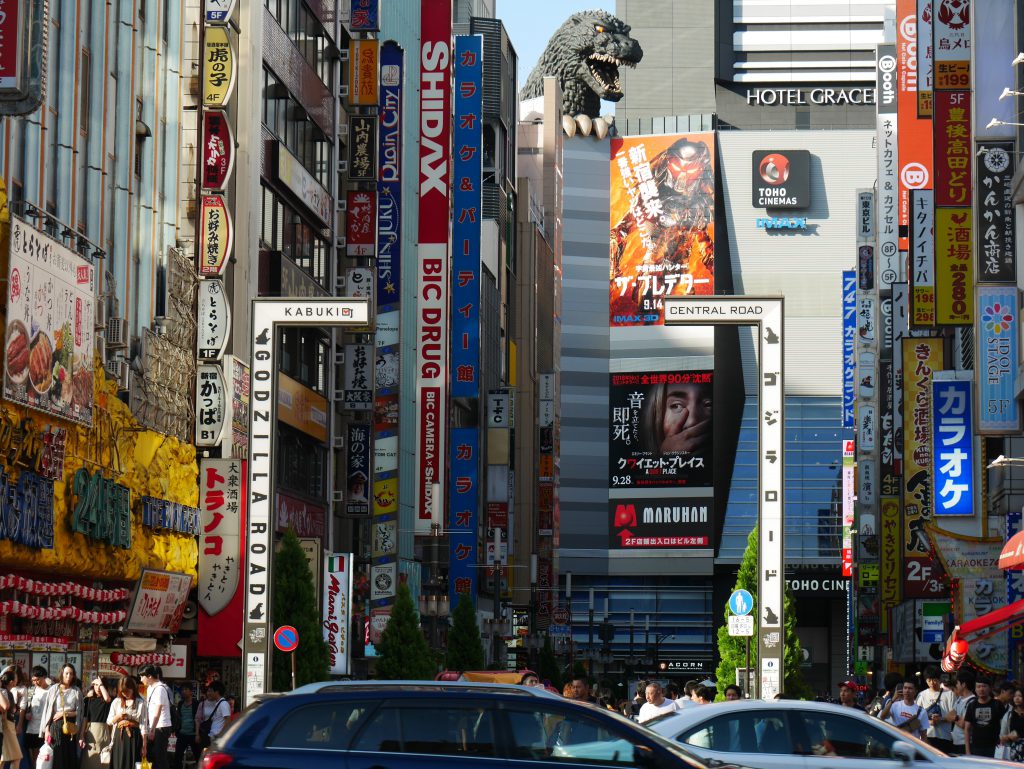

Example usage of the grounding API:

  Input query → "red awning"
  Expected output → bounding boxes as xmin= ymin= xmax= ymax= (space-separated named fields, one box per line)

xmin=999 ymin=530 xmax=1024 ymax=570
xmin=958 ymin=597 xmax=1024 ymax=641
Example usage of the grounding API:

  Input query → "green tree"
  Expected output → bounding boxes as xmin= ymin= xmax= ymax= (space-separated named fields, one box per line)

xmin=375 ymin=582 xmax=437 ymax=680
xmin=445 ymin=592 xmax=486 ymax=671
xmin=272 ymin=528 xmax=329 ymax=691
xmin=715 ymin=526 xmax=810 ymax=699
xmin=536 ymin=635 xmax=562 ymax=691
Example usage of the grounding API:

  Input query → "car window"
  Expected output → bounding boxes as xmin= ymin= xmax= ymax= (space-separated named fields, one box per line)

xmin=796 ymin=711 xmax=896 ymax=759
xmin=505 ymin=707 xmax=642 ymax=765
xmin=679 ymin=710 xmax=792 ymax=754
xmin=400 ymin=705 xmax=496 ymax=757
xmin=350 ymin=705 xmax=496 ymax=757
xmin=265 ymin=702 xmax=370 ymax=750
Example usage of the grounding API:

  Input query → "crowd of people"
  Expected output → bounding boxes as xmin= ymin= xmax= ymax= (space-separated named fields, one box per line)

xmin=518 ymin=671 xmax=730 ymax=723
xmin=0 ymin=663 xmax=237 ymax=769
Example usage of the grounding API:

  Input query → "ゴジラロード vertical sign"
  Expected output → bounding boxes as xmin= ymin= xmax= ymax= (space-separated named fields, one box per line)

xmin=931 ymin=378 xmax=974 ymax=517
xmin=415 ymin=0 xmax=452 ymax=534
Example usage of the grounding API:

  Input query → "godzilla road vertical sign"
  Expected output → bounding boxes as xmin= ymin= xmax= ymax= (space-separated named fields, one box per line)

xmin=665 ymin=296 xmax=785 ymax=699
xmin=415 ymin=0 xmax=452 ymax=534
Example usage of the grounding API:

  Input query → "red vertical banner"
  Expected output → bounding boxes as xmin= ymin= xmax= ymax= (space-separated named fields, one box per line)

xmin=415 ymin=0 xmax=452 ymax=534
xmin=198 ymin=459 xmax=246 ymax=657
xmin=896 ymin=0 xmax=933 ymax=253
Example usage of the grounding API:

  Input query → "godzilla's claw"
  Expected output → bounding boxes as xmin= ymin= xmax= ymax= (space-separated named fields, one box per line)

xmin=562 ymin=114 xmax=577 ymax=137
xmin=575 ymin=114 xmax=592 ymax=136
xmin=593 ymin=117 xmax=609 ymax=140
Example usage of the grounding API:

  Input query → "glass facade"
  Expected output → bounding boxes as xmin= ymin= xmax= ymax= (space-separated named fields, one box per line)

xmin=260 ymin=185 xmax=330 ymax=288
xmin=719 ymin=395 xmax=843 ymax=562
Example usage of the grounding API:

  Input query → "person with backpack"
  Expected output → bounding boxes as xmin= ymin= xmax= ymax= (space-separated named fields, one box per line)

xmin=194 ymin=682 xmax=229 ymax=755
xmin=172 ymin=684 xmax=197 ymax=769
xmin=139 ymin=666 xmax=173 ymax=769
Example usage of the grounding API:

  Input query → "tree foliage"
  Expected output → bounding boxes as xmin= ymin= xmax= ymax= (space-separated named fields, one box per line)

xmin=445 ymin=592 xmax=486 ymax=671
xmin=536 ymin=635 xmax=563 ymax=691
xmin=715 ymin=526 xmax=810 ymax=699
xmin=272 ymin=528 xmax=329 ymax=690
xmin=375 ymin=582 xmax=437 ymax=680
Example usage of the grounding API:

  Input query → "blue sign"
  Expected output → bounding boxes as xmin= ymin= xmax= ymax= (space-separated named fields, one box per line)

xmin=756 ymin=217 xmax=808 ymax=230
xmin=977 ymin=286 xmax=1020 ymax=433
xmin=0 ymin=470 xmax=54 ymax=549
xmin=350 ymin=0 xmax=380 ymax=32
xmin=842 ymin=270 xmax=856 ymax=429
xmin=377 ymin=42 xmax=403 ymax=312
xmin=450 ymin=35 xmax=482 ymax=400
xmin=273 ymin=625 xmax=299 ymax=653
xmin=932 ymin=379 xmax=975 ymax=516
xmin=728 ymin=589 xmax=754 ymax=616
xmin=1007 ymin=505 xmax=1023 ymax=666
xmin=448 ymin=427 xmax=479 ymax=607
xmin=548 ymin=624 xmax=570 ymax=636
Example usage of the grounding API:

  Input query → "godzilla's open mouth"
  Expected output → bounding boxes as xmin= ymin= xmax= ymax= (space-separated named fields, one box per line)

xmin=586 ymin=52 xmax=634 ymax=96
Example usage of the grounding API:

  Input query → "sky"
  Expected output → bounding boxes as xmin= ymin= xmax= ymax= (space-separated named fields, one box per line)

xmin=496 ymin=0 xmax=616 ymax=89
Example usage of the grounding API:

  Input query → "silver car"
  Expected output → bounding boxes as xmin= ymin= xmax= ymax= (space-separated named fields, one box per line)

xmin=645 ymin=699 xmax=1018 ymax=769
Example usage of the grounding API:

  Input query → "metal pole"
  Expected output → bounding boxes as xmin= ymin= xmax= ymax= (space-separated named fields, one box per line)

xmin=629 ymin=609 xmax=634 ymax=663
xmin=588 ymin=588 xmax=595 ymax=676
xmin=290 ymin=651 xmax=297 ymax=690
xmin=566 ymin=573 xmax=573 ymax=676
xmin=745 ymin=637 xmax=751 ymax=699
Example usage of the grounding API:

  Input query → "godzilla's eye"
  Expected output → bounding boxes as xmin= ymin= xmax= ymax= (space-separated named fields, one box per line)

xmin=594 ymin=24 xmax=605 ymax=33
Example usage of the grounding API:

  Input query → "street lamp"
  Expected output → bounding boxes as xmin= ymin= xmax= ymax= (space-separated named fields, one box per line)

xmin=418 ymin=591 xmax=450 ymax=650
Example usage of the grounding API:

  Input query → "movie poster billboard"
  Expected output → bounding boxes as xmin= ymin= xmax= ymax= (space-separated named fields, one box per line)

xmin=608 ymin=371 xmax=713 ymax=489
xmin=609 ymin=133 xmax=715 ymax=326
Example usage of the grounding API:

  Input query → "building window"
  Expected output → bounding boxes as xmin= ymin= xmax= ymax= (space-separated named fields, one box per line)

xmin=79 ymin=50 xmax=90 ymax=133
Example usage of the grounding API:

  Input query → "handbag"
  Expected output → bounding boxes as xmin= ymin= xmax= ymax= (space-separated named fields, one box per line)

xmin=99 ymin=745 xmax=112 ymax=765
xmin=59 ymin=690 xmax=77 ymax=736
xmin=135 ymin=760 xmax=152 ymax=769
xmin=197 ymin=699 xmax=225 ymax=747
xmin=35 ymin=743 xmax=53 ymax=769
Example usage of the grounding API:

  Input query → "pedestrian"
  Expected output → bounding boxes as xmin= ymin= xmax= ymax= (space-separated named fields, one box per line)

xmin=194 ymin=682 xmax=229 ymax=755
xmin=997 ymin=687 xmax=1024 ymax=762
xmin=20 ymin=668 xmax=47 ymax=768
xmin=637 ymin=682 xmax=678 ymax=724
xmin=693 ymin=686 xmax=713 ymax=705
xmin=139 ymin=666 xmax=173 ymax=769
xmin=0 ymin=668 xmax=23 ymax=769
xmin=80 ymin=676 xmax=112 ymax=769
xmin=947 ymin=671 xmax=975 ymax=755
xmin=38 ymin=663 xmax=81 ymax=769
xmin=867 ymin=672 xmax=902 ymax=717
xmin=172 ymin=684 xmax=198 ymax=769
xmin=996 ymin=680 xmax=1016 ymax=709
xmin=631 ymin=680 xmax=648 ymax=716
xmin=106 ymin=676 xmax=148 ymax=769
xmin=665 ymin=683 xmax=680 ymax=701
xmin=519 ymin=672 xmax=541 ymax=688
xmin=617 ymin=699 xmax=633 ymax=718
xmin=561 ymin=682 xmax=574 ymax=698
xmin=916 ymin=666 xmax=955 ymax=753
xmin=570 ymin=678 xmax=594 ymax=703
xmin=885 ymin=679 xmax=927 ymax=739
xmin=964 ymin=677 xmax=1005 ymax=757
xmin=724 ymin=684 xmax=742 ymax=701
xmin=838 ymin=681 xmax=860 ymax=708
xmin=10 ymin=668 xmax=28 ymax=769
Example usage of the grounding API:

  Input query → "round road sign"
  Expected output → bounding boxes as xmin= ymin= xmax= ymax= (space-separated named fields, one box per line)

xmin=728 ymin=589 xmax=754 ymax=616
xmin=274 ymin=625 xmax=299 ymax=653
xmin=552 ymin=606 xmax=570 ymax=625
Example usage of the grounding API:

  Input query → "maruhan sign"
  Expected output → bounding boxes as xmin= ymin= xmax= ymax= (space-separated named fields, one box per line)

xmin=745 ymin=87 xmax=877 ymax=107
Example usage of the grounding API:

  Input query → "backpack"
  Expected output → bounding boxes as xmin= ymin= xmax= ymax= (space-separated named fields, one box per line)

xmin=170 ymin=699 xmax=182 ymax=734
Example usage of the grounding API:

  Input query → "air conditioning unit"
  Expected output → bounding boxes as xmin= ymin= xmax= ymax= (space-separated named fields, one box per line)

xmin=107 ymin=316 xmax=129 ymax=348
xmin=94 ymin=298 xmax=107 ymax=329
xmin=339 ymin=84 xmax=349 ymax=98
xmin=338 ymin=159 xmax=348 ymax=173
xmin=103 ymin=358 xmax=120 ymax=381
xmin=331 ymin=490 xmax=345 ymax=503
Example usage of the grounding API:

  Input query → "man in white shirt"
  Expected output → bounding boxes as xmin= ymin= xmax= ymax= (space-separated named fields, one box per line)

xmin=948 ymin=672 xmax=976 ymax=755
xmin=638 ymin=682 xmax=679 ymax=724
xmin=140 ymin=665 xmax=173 ymax=769
xmin=916 ymin=666 xmax=955 ymax=753
xmin=886 ymin=680 xmax=927 ymax=739
xmin=196 ymin=681 xmax=230 ymax=745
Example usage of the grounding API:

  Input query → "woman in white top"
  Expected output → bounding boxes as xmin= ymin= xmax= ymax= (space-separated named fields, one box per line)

xmin=106 ymin=676 xmax=148 ymax=769
xmin=0 ymin=667 xmax=23 ymax=769
xmin=38 ymin=664 xmax=81 ymax=769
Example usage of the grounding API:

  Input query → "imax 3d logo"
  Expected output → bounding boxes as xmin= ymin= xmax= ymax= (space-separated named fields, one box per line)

xmin=878 ymin=55 xmax=897 ymax=107
xmin=901 ymin=162 xmax=930 ymax=189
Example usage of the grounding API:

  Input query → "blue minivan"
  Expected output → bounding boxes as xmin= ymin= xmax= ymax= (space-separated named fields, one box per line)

xmin=200 ymin=682 xmax=744 ymax=769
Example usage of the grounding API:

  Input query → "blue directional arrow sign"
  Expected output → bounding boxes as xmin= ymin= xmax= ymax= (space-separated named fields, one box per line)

xmin=728 ymin=589 xmax=753 ymax=617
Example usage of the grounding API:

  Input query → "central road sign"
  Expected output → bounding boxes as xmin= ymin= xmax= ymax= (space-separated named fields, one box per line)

xmin=552 ymin=605 xmax=570 ymax=625
xmin=274 ymin=625 xmax=299 ymax=653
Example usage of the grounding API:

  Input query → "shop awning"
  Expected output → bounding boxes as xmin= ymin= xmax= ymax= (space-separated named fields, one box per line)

xmin=999 ymin=530 xmax=1024 ymax=570
xmin=958 ymin=597 xmax=1024 ymax=641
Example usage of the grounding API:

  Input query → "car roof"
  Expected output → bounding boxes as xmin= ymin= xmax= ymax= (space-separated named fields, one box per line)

xmin=289 ymin=680 xmax=561 ymax=698
xmin=650 ymin=699 xmax=877 ymax=725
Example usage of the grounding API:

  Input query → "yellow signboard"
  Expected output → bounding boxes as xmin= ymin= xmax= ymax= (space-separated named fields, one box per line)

xmin=203 ymin=26 xmax=236 ymax=107
xmin=373 ymin=477 xmax=398 ymax=515
xmin=277 ymin=373 xmax=328 ymax=442
xmin=934 ymin=207 xmax=973 ymax=325
xmin=880 ymin=496 xmax=901 ymax=611
xmin=348 ymin=39 xmax=379 ymax=107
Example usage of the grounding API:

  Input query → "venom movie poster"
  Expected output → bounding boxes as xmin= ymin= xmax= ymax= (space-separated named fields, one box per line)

xmin=609 ymin=133 xmax=716 ymax=327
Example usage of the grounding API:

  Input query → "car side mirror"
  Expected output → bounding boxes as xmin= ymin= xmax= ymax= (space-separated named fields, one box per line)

xmin=891 ymin=740 xmax=915 ymax=765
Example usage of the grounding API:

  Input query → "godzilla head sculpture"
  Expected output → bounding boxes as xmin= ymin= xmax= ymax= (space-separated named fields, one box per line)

xmin=521 ymin=9 xmax=643 ymax=136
